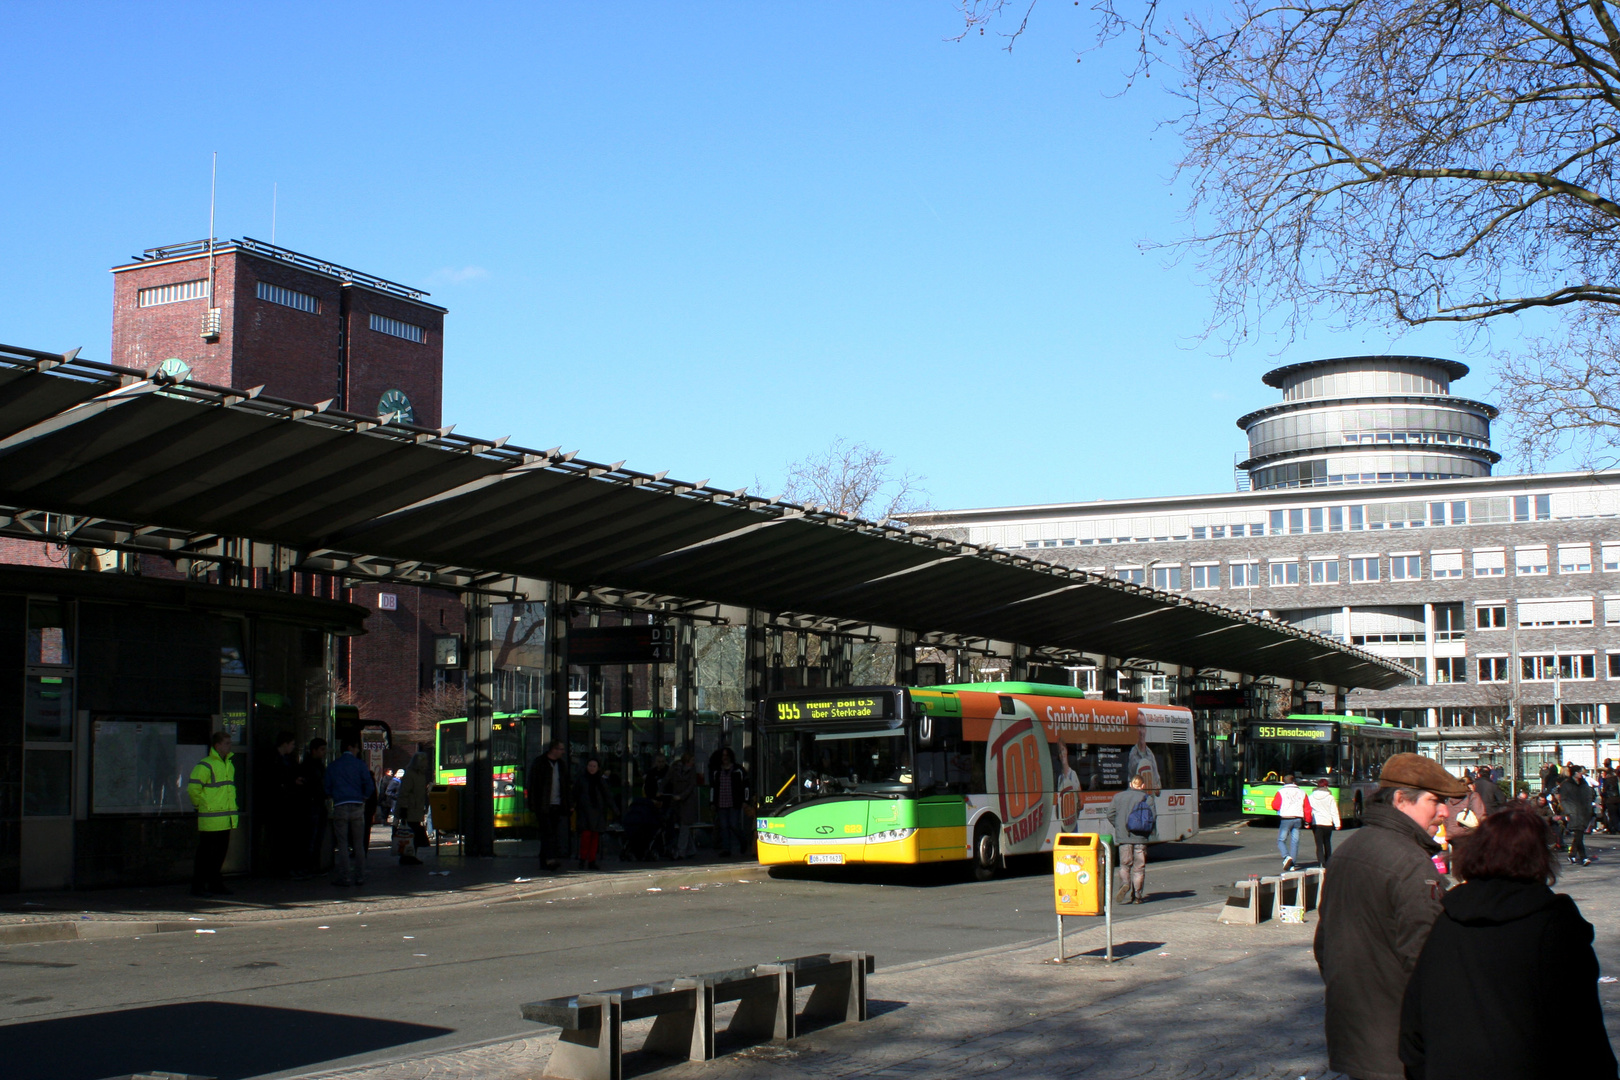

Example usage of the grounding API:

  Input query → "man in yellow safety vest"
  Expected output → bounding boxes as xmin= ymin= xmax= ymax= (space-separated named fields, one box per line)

xmin=188 ymin=731 xmax=239 ymax=897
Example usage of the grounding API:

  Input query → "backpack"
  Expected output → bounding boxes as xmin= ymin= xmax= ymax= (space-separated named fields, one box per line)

xmin=1126 ymin=794 xmax=1156 ymax=838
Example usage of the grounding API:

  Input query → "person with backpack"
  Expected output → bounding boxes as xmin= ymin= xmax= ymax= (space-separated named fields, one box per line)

xmin=1306 ymin=777 xmax=1343 ymax=867
xmin=1271 ymin=774 xmax=1308 ymax=871
xmin=1106 ymin=775 xmax=1155 ymax=904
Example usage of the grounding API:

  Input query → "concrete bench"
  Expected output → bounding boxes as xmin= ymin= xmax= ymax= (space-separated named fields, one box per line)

xmin=521 ymin=952 xmax=874 ymax=1080
xmin=1217 ymin=866 xmax=1328 ymax=926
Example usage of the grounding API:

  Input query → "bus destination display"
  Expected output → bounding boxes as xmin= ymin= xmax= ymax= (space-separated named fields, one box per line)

xmin=772 ymin=695 xmax=891 ymax=723
xmin=1253 ymin=724 xmax=1333 ymax=741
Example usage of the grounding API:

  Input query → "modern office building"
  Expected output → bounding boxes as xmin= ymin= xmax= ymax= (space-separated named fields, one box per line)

xmin=912 ymin=356 xmax=1620 ymax=778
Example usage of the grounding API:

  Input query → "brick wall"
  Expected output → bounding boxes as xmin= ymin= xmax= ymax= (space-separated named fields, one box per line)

xmin=110 ymin=254 xmax=237 ymax=385
xmin=342 ymin=288 xmax=444 ymax=427
xmin=229 ymin=253 xmax=345 ymax=405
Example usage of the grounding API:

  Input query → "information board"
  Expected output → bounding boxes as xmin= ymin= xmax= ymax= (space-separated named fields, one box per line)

xmin=92 ymin=719 xmax=203 ymax=814
xmin=769 ymin=694 xmax=892 ymax=724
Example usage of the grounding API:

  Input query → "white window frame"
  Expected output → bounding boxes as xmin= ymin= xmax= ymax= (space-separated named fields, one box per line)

xmin=137 ymin=279 xmax=210 ymax=307
xmin=255 ymin=280 xmax=320 ymax=314
xmin=1517 ymin=597 xmax=1596 ymax=628
xmin=1474 ymin=602 xmax=1508 ymax=630
xmin=1269 ymin=560 xmax=1300 ymax=587
xmin=1308 ymin=558 xmax=1340 ymax=585
xmin=1603 ymin=543 xmax=1620 ymax=573
xmin=1515 ymin=545 xmax=1550 ymax=576
xmin=1348 ymin=555 xmax=1380 ymax=583
xmin=1390 ymin=553 xmax=1422 ymax=581
xmin=1230 ymin=561 xmax=1260 ymax=588
xmin=370 ymin=313 xmax=427 ymax=343
xmin=1151 ymin=565 xmax=1183 ymax=591
xmin=1430 ymin=550 xmax=1464 ymax=579
xmin=1558 ymin=544 xmax=1593 ymax=574
xmin=1476 ymin=655 xmax=1510 ymax=683
xmin=1473 ymin=548 xmax=1506 ymax=577
xmin=1190 ymin=563 xmax=1219 ymax=590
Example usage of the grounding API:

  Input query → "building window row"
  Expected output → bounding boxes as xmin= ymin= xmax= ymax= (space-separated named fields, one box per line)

xmin=369 ymin=313 xmax=426 ymax=343
xmin=999 ymin=492 xmax=1596 ymax=549
xmin=255 ymin=281 xmax=320 ymax=313
xmin=1477 ymin=653 xmax=1601 ymax=682
xmin=1139 ymin=546 xmax=1620 ymax=590
xmin=137 ymin=279 xmax=209 ymax=307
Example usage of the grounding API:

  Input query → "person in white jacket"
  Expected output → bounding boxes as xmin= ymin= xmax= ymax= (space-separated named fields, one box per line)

xmin=1306 ymin=777 xmax=1342 ymax=867
xmin=1271 ymin=775 xmax=1308 ymax=870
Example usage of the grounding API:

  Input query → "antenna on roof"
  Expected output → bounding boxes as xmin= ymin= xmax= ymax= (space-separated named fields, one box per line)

xmin=201 ymin=153 xmax=222 ymax=342
xmin=271 ymin=181 xmax=277 ymax=244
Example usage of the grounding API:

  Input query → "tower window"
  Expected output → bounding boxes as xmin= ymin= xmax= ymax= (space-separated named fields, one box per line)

xmin=370 ymin=313 xmax=426 ymax=343
xmin=256 ymin=281 xmax=319 ymax=313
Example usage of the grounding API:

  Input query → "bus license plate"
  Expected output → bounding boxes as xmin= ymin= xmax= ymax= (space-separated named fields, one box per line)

xmin=806 ymin=853 xmax=844 ymax=865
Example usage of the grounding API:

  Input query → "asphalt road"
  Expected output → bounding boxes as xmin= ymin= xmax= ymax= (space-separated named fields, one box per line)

xmin=2 ymin=816 xmax=1299 ymax=1080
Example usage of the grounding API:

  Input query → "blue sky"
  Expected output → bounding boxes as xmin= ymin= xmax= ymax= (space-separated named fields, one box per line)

xmin=0 ymin=3 xmax=1545 ymax=510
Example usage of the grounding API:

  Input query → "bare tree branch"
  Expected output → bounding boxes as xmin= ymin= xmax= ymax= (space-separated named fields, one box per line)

xmin=779 ymin=438 xmax=930 ymax=521
xmin=955 ymin=0 xmax=1620 ymax=346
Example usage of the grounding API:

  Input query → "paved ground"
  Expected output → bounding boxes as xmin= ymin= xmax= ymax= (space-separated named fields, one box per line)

xmin=6 ymin=817 xmax=1614 ymax=1080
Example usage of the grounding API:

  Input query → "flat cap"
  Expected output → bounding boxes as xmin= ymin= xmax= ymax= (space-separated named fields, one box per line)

xmin=1378 ymin=752 xmax=1469 ymax=798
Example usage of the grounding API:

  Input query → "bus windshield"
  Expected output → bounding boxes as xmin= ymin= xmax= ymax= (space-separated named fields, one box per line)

xmin=1245 ymin=737 xmax=1335 ymax=783
xmin=760 ymin=726 xmax=912 ymax=808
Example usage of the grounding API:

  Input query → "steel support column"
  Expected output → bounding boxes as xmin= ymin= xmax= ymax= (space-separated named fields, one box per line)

xmin=464 ymin=589 xmax=496 ymax=857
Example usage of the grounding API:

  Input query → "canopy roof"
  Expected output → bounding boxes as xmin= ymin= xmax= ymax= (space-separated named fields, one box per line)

xmin=0 ymin=342 xmax=1414 ymax=690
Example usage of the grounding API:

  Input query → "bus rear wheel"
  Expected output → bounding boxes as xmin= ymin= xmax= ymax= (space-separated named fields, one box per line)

xmin=972 ymin=818 xmax=1001 ymax=881
xmin=1352 ymin=793 xmax=1364 ymax=827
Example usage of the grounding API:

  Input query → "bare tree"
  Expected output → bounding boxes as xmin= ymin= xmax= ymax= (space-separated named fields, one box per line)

xmin=956 ymin=0 xmax=1620 ymax=451
xmin=1495 ymin=310 xmax=1620 ymax=468
xmin=778 ymin=438 xmax=929 ymax=521
xmin=411 ymin=683 xmax=465 ymax=731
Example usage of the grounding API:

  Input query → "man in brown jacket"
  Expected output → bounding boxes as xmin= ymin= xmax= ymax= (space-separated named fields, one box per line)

xmin=1314 ymin=753 xmax=1468 ymax=1080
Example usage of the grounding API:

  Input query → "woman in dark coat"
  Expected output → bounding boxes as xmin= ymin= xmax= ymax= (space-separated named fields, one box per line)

xmin=575 ymin=757 xmax=611 ymax=871
xmin=1400 ymin=802 xmax=1616 ymax=1079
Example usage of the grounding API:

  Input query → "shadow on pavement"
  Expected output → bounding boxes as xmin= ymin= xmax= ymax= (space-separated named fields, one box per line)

xmin=1076 ymin=940 xmax=1166 ymax=959
xmin=4 ymin=1001 xmax=453 ymax=1080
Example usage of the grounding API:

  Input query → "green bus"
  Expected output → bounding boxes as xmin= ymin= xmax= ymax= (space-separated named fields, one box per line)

xmin=756 ymin=683 xmax=1199 ymax=879
xmin=435 ymin=711 xmax=537 ymax=827
xmin=1240 ymin=714 xmax=1417 ymax=825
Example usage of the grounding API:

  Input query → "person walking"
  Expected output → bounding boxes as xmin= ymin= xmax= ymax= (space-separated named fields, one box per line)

xmin=1540 ymin=761 xmax=1559 ymax=795
xmin=187 ymin=731 xmax=239 ymax=897
xmin=710 ymin=747 xmax=749 ymax=858
xmin=324 ymin=736 xmax=375 ymax=887
xmin=1314 ymin=753 xmax=1468 ymax=1080
xmin=261 ymin=731 xmax=301 ymax=877
xmin=665 ymin=751 xmax=701 ymax=858
xmin=393 ymin=747 xmax=432 ymax=866
xmin=576 ymin=757 xmax=611 ymax=870
xmin=1270 ymin=774 xmax=1307 ymax=870
xmin=527 ymin=741 xmax=572 ymax=871
xmin=1557 ymin=765 xmax=1596 ymax=866
xmin=1474 ymin=765 xmax=1507 ymax=816
xmin=1306 ymin=777 xmax=1342 ymax=867
xmin=299 ymin=738 xmax=329 ymax=876
xmin=1399 ymin=803 xmax=1617 ymax=1079
xmin=1106 ymin=774 xmax=1154 ymax=903
xmin=1602 ymin=767 xmax=1620 ymax=835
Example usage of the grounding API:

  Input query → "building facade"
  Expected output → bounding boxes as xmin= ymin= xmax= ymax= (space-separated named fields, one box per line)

xmin=0 ymin=240 xmax=464 ymax=764
xmin=913 ymin=356 xmax=1620 ymax=778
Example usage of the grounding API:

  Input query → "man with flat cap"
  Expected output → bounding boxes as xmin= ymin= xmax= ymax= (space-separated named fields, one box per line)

xmin=1314 ymin=752 xmax=1468 ymax=1080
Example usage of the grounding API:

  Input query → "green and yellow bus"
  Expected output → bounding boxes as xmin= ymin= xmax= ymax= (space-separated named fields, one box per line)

xmin=435 ymin=711 xmax=536 ymax=827
xmin=1240 ymin=714 xmax=1417 ymax=825
xmin=755 ymin=683 xmax=1198 ymax=879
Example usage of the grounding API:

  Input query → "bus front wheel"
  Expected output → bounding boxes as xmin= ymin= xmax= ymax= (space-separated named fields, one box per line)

xmin=972 ymin=818 xmax=1001 ymax=881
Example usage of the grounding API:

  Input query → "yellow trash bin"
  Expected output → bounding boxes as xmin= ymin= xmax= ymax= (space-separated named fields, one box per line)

xmin=1053 ymin=833 xmax=1102 ymax=916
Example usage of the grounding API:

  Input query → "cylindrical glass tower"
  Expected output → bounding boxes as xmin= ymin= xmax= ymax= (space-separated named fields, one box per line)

xmin=1236 ymin=356 xmax=1499 ymax=490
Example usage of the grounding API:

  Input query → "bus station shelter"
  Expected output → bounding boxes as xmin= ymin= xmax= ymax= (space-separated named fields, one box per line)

xmin=0 ymin=341 xmax=1413 ymax=887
